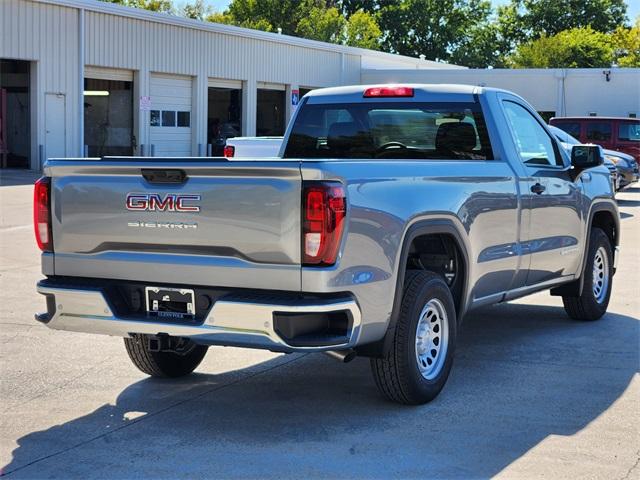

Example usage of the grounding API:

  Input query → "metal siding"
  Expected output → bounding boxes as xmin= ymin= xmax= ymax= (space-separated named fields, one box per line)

xmin=1 ymin=0 xmax=80 ymax=165
xmin=1 ymin=0 xmax=378 ymax=168
xmin=83 ymin=11 xmax=349 ymax=88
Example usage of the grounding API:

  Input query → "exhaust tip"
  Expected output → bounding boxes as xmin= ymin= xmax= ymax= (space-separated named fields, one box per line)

xmin=324 ymin=349 xmax=357 ymax=363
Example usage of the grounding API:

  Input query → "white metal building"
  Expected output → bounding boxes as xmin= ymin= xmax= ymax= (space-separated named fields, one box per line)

xmin=0 ymin=0 xmax=462 ymax=170
xmin=2 ymin=0 xmax=637 ymax=171
xmin=362 ymin=67 xmax=640 ymax=122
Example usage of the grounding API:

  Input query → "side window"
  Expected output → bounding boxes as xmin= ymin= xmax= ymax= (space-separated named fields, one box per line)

xmin=503 ymin=101 xmax=560 ymax=166
xmin=585 ymin=122 xmax=612 ymax=141
xmin=618 ymin=122 xmax=640 ymax=142
xmin=556 ymin=122 xmax=581 ymax=138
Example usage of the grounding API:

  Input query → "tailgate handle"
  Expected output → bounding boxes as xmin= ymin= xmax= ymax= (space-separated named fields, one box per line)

xmin=142 ymin=169 xmax=187 ymax=184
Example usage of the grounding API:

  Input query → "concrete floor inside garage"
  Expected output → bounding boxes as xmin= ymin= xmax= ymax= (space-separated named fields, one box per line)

xmin=0 ymin=169 xmax=638 ymax=479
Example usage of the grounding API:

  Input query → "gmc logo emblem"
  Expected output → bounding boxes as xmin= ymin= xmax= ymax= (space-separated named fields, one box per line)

xmin=126 ymin=193 xmax=201 ymax=212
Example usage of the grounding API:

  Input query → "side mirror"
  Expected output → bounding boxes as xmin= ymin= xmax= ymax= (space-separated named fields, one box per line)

xmin=571 ymin=144 xmax=604 ymax=169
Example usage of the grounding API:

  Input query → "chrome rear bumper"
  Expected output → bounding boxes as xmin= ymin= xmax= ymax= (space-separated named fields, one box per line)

xmin=36 ymin=284 xmax=361 ymax=353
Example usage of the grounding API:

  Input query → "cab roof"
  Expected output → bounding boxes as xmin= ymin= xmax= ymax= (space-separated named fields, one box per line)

xmin=303 ymin=83 xmax=513 ymax=104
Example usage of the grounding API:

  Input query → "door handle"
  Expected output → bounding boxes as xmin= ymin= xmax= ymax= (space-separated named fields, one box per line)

xmin=531 ymin=182 xmax=546 ymax=194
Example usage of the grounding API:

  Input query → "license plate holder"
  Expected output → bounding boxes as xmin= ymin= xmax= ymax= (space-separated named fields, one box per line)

xmin=145 ymin=287 xmax=195 ymax=319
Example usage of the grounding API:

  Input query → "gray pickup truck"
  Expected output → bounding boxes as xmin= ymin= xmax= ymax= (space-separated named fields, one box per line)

xmin=34 ymin=84 xmax=619 ymax=404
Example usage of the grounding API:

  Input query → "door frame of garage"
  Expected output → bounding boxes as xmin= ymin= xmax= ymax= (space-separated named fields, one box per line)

xmin=207 ymin=78 xmax=243 ymax=155
xmin=149 ymin=72 xmax=194 ymax=157
xmin=256 ymin=82 xmax=287 ymax=137
xmin=83 ymin=66 xmax=135 ymax=157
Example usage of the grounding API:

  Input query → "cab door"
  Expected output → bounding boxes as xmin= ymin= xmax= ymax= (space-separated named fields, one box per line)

xmin=501 ymin=99 xmax=584 ymax=286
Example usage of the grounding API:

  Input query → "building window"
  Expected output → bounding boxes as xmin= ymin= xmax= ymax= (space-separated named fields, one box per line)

xmin=162 ymin=110 xmax=176 ymax=127
xmin=177 ymin=111 xmax=190 ymax=127
xmin=150 ymin=110 xmax=160 ymax=127
xmin=84 ymin=78 xmax=133 ymax=157
xmin=537 ymin=111 xmax=556 ymax=123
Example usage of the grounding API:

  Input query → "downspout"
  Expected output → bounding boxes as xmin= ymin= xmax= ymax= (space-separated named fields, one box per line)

xmin=78 ymin=7 xmax=85 ymax=156
xmin=555 ymin=68 xmax=567 ymax=117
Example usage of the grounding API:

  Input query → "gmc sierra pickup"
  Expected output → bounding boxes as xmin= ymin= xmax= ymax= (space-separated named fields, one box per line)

xmin=34 ymin=84 xmax=619 ymax=404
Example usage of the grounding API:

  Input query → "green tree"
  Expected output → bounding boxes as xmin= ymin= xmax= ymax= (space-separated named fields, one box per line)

xmin=377 ymin=0 xmax=493 ymax=62
xmin=611 ymin=17 xmax=640 ymax=67
xmin=207 ymin=0 xmax=382 ymax=50
xmin=296 ymin=6 xmax=346 ymax=43
xmin=223 ymin=0 xmax=320 ymax=35
xmin=450 ymin=22 xmax=508 ymax=68
xmin=345 ymin=9 xmax=381 ymax=49
xmin=511 ymin=27 xmax=614 ymax=68
xmin=182 ymin=0 xmax=211 ymax=20
xmin=102 ymin=0 xmax=174 ymax=14
xmin=498 ymin=0 xmax=628 ymax=44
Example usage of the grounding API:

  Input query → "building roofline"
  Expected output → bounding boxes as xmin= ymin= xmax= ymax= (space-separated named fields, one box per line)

xmin=362 ymin=67 xmax=640 ymax=74
xmin=35 ymin=0 xmax=460 ymax=69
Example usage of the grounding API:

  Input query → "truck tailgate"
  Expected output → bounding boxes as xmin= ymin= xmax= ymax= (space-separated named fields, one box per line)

xmin=46 ymin=159 xmax=302 ymax=291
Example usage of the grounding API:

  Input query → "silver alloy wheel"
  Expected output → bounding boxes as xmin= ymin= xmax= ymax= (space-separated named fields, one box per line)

xmin=415 ymin=298 xmax=449 ymax=380
xmin=592 ymin=246 xmax=609 ymax=304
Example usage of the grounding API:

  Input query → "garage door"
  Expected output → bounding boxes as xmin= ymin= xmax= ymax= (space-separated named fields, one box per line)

xmin=149 ymin=73 xmax=192 ymax=157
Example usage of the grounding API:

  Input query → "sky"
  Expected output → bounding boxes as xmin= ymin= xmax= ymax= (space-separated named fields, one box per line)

xmin=202 ymin=0 xmax=640 ymax=21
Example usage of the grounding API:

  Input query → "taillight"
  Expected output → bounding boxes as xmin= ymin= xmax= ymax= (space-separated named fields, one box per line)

xmin=223 ymin=145 xmax=235 ymax=157
xmin=303 ymin=182 xmax=346 ymax=266
xmin=33 ymin=177 xmax=53 ymax=252
xmin=363 ymin=86 xmax=414 ymax=98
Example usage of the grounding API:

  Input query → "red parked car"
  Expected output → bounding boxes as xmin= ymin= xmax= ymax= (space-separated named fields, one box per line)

xmin=550 ymin=116 xmax=640 ymax=162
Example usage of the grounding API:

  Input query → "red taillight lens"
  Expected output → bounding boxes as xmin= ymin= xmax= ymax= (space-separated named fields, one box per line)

xmin=303 ymin=183 xmax=346 ymax=266
xmin=223 ymin=145 xmax=235 ymax=157
xmin=33 ymin=177 xmax=53 ymax=252
xmin=363 ymin=86 xmax=414 ymax=98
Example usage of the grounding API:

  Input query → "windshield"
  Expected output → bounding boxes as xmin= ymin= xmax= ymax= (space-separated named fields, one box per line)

xmin=283 ymin=102 xmax=493 ymax=160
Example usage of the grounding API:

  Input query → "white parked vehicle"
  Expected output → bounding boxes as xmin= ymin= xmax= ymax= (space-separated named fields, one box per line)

xmin=223 ymin=136 xmax=283 ymax=158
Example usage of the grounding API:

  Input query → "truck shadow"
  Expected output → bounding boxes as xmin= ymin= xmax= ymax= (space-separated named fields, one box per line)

xmin=616 ymin=198 xmax=640 ymax=207
xmin=3 ymin=303 xmax=639 ymax=478
xmin=0 ymin=169 xmax=41 ymax=187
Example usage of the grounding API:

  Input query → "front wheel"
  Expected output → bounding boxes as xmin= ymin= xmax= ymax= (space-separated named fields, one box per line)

xmin=562 ymin=228 xmax=613 ymax=321
xmin=124 ymin=334 xmax=208 ymax=377
xmin=371 ymin=271 xmax=457 ymax=405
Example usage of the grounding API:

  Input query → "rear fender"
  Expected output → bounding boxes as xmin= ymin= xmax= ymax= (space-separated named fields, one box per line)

xmin=357 ymin=218 xmax=470 ymax=357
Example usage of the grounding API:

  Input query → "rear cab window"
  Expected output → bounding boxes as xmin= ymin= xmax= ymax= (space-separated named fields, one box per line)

xmin=283 ymin=102 xmax=493 ymax=160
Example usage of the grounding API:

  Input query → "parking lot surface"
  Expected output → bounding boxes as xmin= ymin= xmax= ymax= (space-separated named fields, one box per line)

xmin=0 ymin=169 xmax=638 ymax=479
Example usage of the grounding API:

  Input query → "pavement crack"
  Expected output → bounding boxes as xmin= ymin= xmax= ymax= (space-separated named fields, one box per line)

xmin=620 ymin=450 xmax=640 ymax=480
xmin=0 ymin=353 xmax=308 ymax=477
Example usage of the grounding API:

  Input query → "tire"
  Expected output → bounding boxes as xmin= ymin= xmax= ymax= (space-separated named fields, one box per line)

xmin=562 ymin=227 xmax=613 ymax=321
xmin=371 ymin=271 xmax=457 ymax=405
xmin=124 ymin=334 xmax=208 ymax=377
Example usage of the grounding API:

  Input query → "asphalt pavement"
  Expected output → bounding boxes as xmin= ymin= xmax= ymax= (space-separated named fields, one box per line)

xmin=0 ymin=169 xmax=638 ymax=479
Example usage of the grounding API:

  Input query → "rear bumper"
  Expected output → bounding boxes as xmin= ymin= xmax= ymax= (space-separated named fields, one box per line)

xmin=36 ymin=281 xmax=361 ymax=353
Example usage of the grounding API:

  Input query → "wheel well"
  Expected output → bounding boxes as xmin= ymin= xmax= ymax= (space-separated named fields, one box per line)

xmin=405 ymin=233 xmax=465 ymax=316
xmin=591 ymin=211 xmax=617 ymax=248
xmin=355 ymin=228 xmax=468 ymax=358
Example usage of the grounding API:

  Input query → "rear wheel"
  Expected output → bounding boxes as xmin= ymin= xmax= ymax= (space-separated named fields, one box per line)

xmin=562 ymin=228 xmax=613 ymax=321
xmin=371 ymin=271 xmax=457 ymax=405
xmin=124 ymin=334 xmax=208 ymax=377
